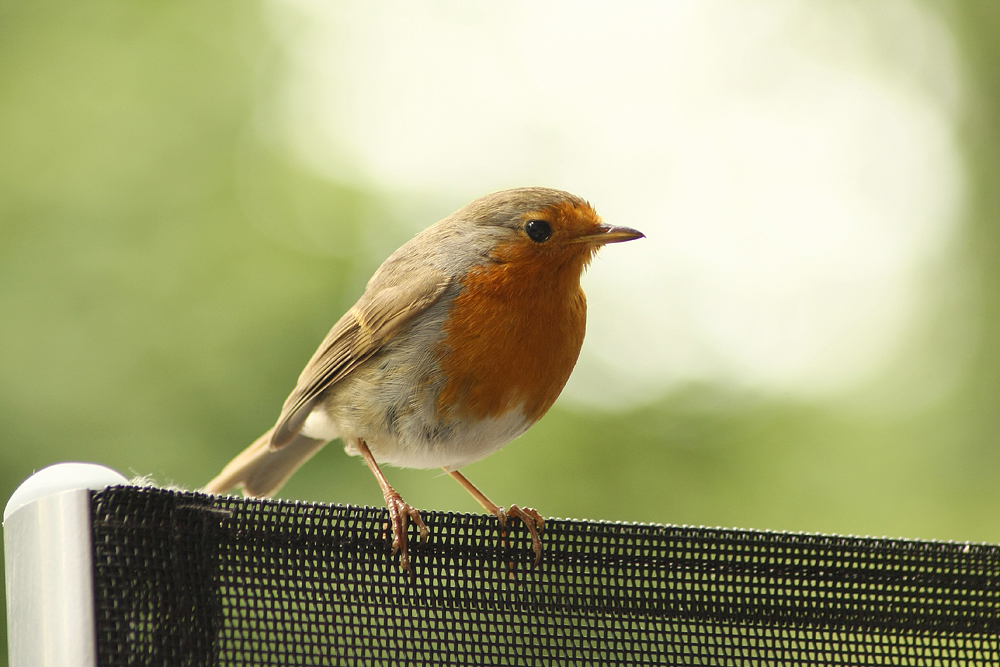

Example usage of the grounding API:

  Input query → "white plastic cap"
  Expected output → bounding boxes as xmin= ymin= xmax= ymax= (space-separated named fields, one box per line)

xmin=4 ymin=462 xmax=129 ymax=523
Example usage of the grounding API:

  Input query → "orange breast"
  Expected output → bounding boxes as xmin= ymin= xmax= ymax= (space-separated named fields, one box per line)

xmin=435 ymin=251 xmax=589 ymax=425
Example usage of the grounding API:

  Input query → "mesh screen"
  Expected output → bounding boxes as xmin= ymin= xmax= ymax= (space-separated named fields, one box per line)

xmin=90 ymin=486 xmax=1000 ymax=666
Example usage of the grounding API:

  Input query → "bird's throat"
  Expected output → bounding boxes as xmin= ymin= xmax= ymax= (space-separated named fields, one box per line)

xmin=435 ymin=257 xmax=588 ymax=424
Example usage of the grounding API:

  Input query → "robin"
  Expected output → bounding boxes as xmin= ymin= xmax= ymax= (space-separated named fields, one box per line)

xmin=204 ymin=187 xmax=643 ymax=572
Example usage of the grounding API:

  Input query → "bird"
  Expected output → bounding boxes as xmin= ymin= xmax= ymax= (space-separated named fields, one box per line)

xmin=203 ymin=187 xmax=643 ymax=573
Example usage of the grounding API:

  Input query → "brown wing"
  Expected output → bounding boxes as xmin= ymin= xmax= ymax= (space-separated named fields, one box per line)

xmin=269 ymin=265 xmax=452 ymax=448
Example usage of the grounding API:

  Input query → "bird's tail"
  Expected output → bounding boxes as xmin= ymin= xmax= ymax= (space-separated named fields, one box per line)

xmin=203 ymin=427 xmax=328 ymax=498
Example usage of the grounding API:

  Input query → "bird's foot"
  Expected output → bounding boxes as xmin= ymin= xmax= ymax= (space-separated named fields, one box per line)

xmin=496 ymin=504 xmax=545 ymax=567
xmin=384 ymin=490 xmax=429 ymax=576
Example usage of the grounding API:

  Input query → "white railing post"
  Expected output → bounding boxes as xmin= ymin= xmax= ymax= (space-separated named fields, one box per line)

xmin=3 ymin=463 xmax=128 ymax=667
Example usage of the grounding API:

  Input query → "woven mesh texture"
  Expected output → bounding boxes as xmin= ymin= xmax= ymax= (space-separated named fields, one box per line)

xmin=91 ymin=486 xmax=1000 ymax=666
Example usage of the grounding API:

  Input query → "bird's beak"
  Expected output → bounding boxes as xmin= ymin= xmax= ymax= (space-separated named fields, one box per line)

xmin=571 ymin=224 xmax=645 ymax=245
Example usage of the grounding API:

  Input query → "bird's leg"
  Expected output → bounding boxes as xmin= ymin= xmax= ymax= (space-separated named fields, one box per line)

xmin=445 ymin=469 xmax=545 ymax=567
xmin=357 ymin=440 xmax=428 ymax=575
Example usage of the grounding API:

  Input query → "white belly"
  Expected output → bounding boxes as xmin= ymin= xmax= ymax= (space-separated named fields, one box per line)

xmin=349 ymin=407 xmax=533 ymax=470
xmin=300 ymin=357 xmax=535 ymax=470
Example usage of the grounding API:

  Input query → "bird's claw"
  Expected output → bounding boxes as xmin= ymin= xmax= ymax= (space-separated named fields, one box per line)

xmin=384 ymin=491 xmax=428 ymax=576
xmin=496 ymin=504 xmax=545 ymax=567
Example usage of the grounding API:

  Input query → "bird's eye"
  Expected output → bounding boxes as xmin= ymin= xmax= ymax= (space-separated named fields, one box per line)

xmin=524 ymin=219 xmax=552 ymax=243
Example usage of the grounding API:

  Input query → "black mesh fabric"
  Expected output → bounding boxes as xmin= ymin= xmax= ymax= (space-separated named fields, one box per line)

xmin=90 ymin=486 xmax=1000 ymax=666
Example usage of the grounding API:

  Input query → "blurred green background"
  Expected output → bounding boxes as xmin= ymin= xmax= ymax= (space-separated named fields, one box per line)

xmin=3 ymin=2 xmax=1000 ymax=663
